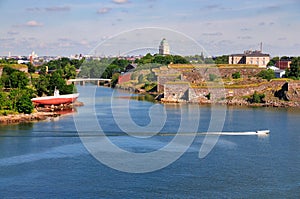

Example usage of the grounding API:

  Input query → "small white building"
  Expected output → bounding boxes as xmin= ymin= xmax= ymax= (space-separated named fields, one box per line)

xmin=275 ymin=70 xmax=286 ymax=78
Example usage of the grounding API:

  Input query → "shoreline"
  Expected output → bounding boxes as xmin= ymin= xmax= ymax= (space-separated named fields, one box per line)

xmin=127 ymin=87 xmax=300 ymax=108
xmin=0 ymin=112 xmax=61 ymax=125
xmin=160 ymin=97 xmax=300 ymax=108
xmin=1 ymin=85 xmax=299 ymax=125
xmin=0 ymin=100 xmax=84 ymax=125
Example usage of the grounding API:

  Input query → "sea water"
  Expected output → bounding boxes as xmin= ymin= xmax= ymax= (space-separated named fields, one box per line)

xmin=0 ymin=86 xmax=299 ymax=198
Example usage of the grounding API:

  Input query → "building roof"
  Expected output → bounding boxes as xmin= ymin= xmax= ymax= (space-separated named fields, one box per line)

xmin=230 ymin=50 xmax=269 ymax=57
xmin=160 ymin=38 xmax=168 ymax=46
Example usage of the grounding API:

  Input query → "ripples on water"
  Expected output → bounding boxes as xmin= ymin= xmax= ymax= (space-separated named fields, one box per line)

xmin=0 ymin=86 xmax=299 ymax=198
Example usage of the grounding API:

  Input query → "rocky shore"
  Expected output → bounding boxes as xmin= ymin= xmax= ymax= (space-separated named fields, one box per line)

xmin=119 ymin=85 xmax=300 ymax=108
xmin=0 ymin=112 xmax=60 ymax=125
xmin=0 ymin=100 xmax=84 ymax=125
xmin=160 ymin=95 xmax=300 ymax=108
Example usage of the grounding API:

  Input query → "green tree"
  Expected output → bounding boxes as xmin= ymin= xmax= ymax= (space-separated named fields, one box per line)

xmin=48 ymin=70 xmax=67 ymax=94
xmin=102 ymin=64 xmax=123 ymax=79
xmin=33 ymin=75 xmax=50 ymax=96
xmin=204 ymin=57 xmax=214 ymax=64
xmin=257 ymin=69 xmax=275 ymax=81
xmin=153 ymin=55 xmax=173 ymax=65
xmin=3 ymin=66 xmax=18 ymax=75
xmin=267 ymin=56 xmax=280 ymax=66
xmin=9 ymin=89 xmax=23 ymax=111
xmin=63 ymin=63 xmax=77 ymax=79
xmin=286 ymin=57 xmax=300 ymax=79
xmin=39 ymin=65 xmax=49 ymax=75
xmin=214 ymin=55 xmax=229 ymax=64
xmin=10 ymin=71 xmax=29 ymax=89
xmin=111 ymin=73 xmax=120 ymax=88
xmin=135 ymin=53 xmax=154 ymax=64
xmin=172 ymin=55 xmax=189 ymax=64
xmin=110 ymin=58 xmax=130 ymax=69
xmin=0 ymin=92 xmax=11 ymax=110
xmin=0 ymin=73 xmax=11 ymax=88
xmin=16 ymin=94 xmax=34 ymax=114
xmin=1 ymin=67 xmax=29 ymax=89
xmin=27 ymin=62 xmax=36 ymax=73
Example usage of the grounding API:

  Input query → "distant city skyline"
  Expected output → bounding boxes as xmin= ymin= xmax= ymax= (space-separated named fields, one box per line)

xmin=1 ymin=0 xmax=300 ymax=56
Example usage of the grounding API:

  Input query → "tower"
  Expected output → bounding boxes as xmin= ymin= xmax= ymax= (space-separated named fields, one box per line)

xmin=159 ymin=38 xmax=170 ymax=55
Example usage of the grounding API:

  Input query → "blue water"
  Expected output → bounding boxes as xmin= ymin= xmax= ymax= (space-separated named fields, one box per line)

xmin=0 ymin=86 xmax=299 ymax=198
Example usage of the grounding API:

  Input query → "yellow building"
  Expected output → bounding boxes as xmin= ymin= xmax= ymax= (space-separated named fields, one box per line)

xmin=228 ymin=50 xmax=270 ymax=67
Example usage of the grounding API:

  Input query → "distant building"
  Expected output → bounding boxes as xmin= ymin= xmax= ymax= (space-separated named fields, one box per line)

xmin=275 ymin=70 xmax=286 ymax=78
xmin=125 ymin=63 xmax=137 ymax=72
xmin=159 ymin=38 xmax=170 ymax=55
xmin=275 ymin=60 xmax=291 ymax=70
xmin=29 ymin=51 xmax=38 ymax=64
xmin=228 ymin=50 xmax=270 ymax=67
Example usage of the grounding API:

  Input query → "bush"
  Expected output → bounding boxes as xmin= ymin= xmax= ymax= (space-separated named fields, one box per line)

xmin=146 ymin=72 xmax=157 ymax=82
xmin=138 ymin=74 xmax=144 ymax=83
xmin=258 ymin=69 xmax=275 ymax=81
xmin=286 ymin=57 xmax=300 ymax=79
xmin=111 ymin=73 xmax=120 ymax=88
xmin=131 ymin=72 xmax=138 ymax=80
xmin=209 ymin=74 xmax=218 ymax=81
xmin=232 ymin=72 xmax=241 ymax=79
xmin=249 ymin=91 xmax=265 ymax=103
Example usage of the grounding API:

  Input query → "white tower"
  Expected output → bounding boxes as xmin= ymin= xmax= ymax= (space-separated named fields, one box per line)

xmin=159 ymin=38 xmax=170 ymax=55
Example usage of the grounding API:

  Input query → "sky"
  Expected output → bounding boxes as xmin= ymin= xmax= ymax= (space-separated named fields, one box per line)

xmin=1 ymin=0 xmax=300 ymax=57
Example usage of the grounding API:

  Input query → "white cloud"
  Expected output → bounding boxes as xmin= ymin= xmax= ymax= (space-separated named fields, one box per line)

xmin=112 ymin=0 xmax=129 ymax=4
xmin=26 ymin=20 xmax=43 ymax=27
xmin=97 ymin=7 xmax=112 ymax=14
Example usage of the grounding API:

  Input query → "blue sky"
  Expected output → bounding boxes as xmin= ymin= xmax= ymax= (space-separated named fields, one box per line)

xmin=1 ymin=0 xmax=300 ymax=56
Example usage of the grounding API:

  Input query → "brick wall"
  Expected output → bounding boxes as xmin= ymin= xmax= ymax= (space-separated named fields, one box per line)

xmin=118 ymin=72 xmax=132 ymax=84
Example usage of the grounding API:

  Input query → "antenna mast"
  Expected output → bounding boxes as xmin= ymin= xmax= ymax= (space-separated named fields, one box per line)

xmin=260 ymin=42 xmax=263 ymax=52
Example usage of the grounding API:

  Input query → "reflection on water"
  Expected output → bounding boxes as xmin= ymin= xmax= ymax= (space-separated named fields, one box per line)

xmin=117 ymin=93 xmax=156 ymax=102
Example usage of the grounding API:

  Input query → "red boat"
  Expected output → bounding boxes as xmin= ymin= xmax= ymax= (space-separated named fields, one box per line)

xmin=31 ymin=89 xmax=79 ymax=105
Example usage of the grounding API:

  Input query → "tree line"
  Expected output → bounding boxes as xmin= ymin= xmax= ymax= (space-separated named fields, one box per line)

xmin=0 ymin=58 xmax=78 ymax=115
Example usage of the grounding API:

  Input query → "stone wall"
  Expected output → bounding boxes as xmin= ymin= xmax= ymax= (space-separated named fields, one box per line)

xmin=163 ymin=82 xmax=190 ymax=102
xmin=157 ymin=75 xmax=180 ymax=92
xmin=157 ymin=65 xmax=265 ymax=86
xmin=287 ymin=81 xmax=300 ymax=102
xmin=163 ymin=80 xmax=300 ymax=103
xmin=182 ymin=67 xmax=265 ymax=83
xmin=191 ymin=80 xmax=288 ymax=101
